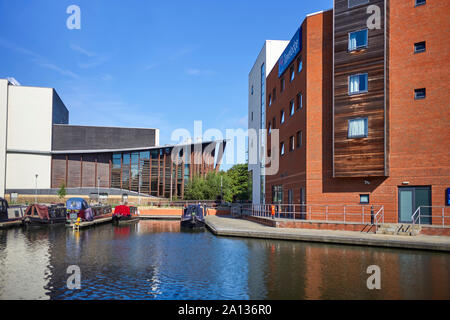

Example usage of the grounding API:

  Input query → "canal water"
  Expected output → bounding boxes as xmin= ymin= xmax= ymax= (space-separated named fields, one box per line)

xmin=0 ymin=220 xmax=449 ymax=300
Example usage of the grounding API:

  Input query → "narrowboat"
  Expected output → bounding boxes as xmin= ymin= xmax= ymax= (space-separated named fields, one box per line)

xmin=66 ymin=198 xmax=112 ymax=227
xmin=180 ymin=204 xmax=206 ymax=229
xmin=0 ymin=198 xmax=26 ymax=228
xmin=22 ymin=203 xmax=67 ymax=226
xmin=112 ymin=204 xmax=139 ymax=225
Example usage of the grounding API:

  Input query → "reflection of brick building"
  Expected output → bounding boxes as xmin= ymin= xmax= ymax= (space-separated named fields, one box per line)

xmin=265 ymin=1 xmax=450 ymax=224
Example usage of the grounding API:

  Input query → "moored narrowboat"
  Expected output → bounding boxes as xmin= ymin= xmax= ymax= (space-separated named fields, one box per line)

xmin=0 ymin=198 xmax=26 ymax=228
xmin=66 ymin=198 xmax=112 ymax=227
xmin=112 ymin=204 xmax=139 ymax=225
xmin=22 ymin=203 xmax=67 ymax=226
xmin=181 ymin=204 xmax=206 ymax=229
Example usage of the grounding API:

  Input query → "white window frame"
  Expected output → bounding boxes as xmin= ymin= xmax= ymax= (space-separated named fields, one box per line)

xmin=348 ymin=73 xmax=368 ymax=95
xmin=348 ymin=117 xmax=368 ymax=139
xmin=348 ymin=28 xmax=368 ymax=52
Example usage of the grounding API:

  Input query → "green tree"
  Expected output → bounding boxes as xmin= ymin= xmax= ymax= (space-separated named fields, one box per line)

xmin=57 ymin=182 xmax=67 ymax=200
xmin=183 ymin=164 xmax=250 ymax=202
xmin=226 ymin=164 xmax=250 ymax=202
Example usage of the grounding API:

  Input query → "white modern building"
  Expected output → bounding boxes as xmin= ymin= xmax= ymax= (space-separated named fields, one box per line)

xmin=0 ymin=79 xmax=69 ymax=198
xmin=248 ymin=40 xmax=288 ymax=205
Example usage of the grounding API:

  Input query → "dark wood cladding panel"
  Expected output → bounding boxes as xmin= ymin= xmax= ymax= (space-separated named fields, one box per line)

xmin=333 ymin=0 xmax=388 ymax=177
xmin=51 ymin=155 xmax=66 ymax=188
xmin=81 ymin=154 xmax=96 ymax=188
xmin=67 ymin=155 xmax=82 ymax=188
xmin=97 ymin=153 xmax=111 ymax=188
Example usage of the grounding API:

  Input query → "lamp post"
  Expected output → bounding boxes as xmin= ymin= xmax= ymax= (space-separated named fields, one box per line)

xmin=34 ymin=174 xmax=38 ymax=203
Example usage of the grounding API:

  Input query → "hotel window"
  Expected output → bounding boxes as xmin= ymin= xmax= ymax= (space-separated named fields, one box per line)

xmin=281 ymin=78 xmax=285 ymax=92
xmin=360 ymin=194 xmax=370 ymax=204
xmin=296 ymin=131 xmax=302 ymax=148
xmin=251 ymin=112 xmax=253 ymax=121
xmin=280 ymin=110 xmax=285 ymax=124
xmin=297 ymin=93 xmax=303 ymax=110
xmin=414 ymin=41 xmax=426 ymax=53
xmin=297 ymin=57 xmax=303 ymax=73
xmin=273 ymin=117 xmax=276 ymax=129
xmin=272 ymin=185 xmax=283 ymax=204
xmin=348 ymin=118 xmax=368 ymax=138
xmin=268 ymin=94 xmax=272 ymax=107
xmin=348 ymin=0 xmax=369 ymax=8
xmin=251 ymin=86 xmax=253 ymax=95
xmin=348 ymin=29 xmax=368 ymax=51
xmin=289 ymin=136 xmax=295 ymax=152
xmin=268 ymin=122 xmax=272 ymax=134
xmin=290 ymin=67 xmax=295 ymax=82
xmin=414 ymin=88 xmax=426 ymax=99
xmin=267 ymin=149 xmax=271 ymax=157
xmin=349 ymin=73 xmax=368 ymax=95
xmin=415 ymin=0 xmax=426 ymax=6
xmin=280 ymin=142 xmax=285 ymax=156
xmin=289 ymin=100 xmax=295 ymax=116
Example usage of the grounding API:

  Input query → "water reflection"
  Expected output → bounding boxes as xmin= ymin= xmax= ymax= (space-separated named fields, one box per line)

xmin=0 ymin=221 xmax=448 ymax=300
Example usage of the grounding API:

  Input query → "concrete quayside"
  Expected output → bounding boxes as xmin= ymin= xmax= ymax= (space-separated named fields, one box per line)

xmin=205 ymin=215 xmax=450 ymax=252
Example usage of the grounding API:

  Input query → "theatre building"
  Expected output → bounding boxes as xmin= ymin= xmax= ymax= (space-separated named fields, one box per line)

xmin=264 ymin=0 xmax=449 ymax=225
xmin=0 ymin=79 xmax=225 ymax=201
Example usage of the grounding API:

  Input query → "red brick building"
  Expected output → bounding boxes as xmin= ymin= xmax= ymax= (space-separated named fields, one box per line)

xmin=265 ymin=0 xmax=450 ymax=225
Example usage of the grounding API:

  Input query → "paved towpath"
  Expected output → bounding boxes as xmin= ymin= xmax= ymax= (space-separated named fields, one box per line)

xmin=205 ymin=216 xmax=450 ymax=252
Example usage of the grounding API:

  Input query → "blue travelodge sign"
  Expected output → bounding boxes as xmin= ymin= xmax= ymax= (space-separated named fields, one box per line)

xmin=446 ymin=188 xmax=450 ymax=206
xmin=278 ymin=27 xmax=302 ymax=77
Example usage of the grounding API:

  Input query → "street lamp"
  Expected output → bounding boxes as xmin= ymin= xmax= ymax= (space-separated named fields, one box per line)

xmin=34 ymin=174 xmax=38 ymax=203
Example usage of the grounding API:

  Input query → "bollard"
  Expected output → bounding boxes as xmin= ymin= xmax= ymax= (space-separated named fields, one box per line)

xmin=370 ymin=205 xmax=374 ymax=225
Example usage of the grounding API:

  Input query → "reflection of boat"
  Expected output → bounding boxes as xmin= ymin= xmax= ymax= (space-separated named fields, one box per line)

xmin=181 ymin=205 xmax=205 ymax=229
xmin=22 ymin=203 xmax=67 ymax=226
xmin=66 ymin=198 xmax=112 ymax=228
xmin=112 ymin=205 xmax=139 ymax=225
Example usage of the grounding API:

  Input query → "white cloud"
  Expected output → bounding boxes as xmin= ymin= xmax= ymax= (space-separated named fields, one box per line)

xmin=0 ymin=37 xmax=78 ymax=79
xmin=186 ymin=68 xmax=214 ymax=76
xmin=69 ymin=44 xmax=96 ymax=57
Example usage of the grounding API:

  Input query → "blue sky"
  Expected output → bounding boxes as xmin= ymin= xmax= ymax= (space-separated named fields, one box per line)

xmin=0 ymin=0 xmax=331 ymax=170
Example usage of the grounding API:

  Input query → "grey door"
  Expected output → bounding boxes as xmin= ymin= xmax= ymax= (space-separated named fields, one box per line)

xmin=398 ymin=187 xmax=431 ymax=224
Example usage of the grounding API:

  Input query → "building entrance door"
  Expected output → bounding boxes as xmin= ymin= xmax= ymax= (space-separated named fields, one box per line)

xmin=398 ymin=187 xmax=431 ymax=224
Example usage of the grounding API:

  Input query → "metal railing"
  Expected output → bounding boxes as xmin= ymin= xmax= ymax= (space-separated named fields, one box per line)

xmin=374 ymin=206 xmax=384 ymax=230
xmin=242 ymin=203 xmax=384 ymax=225
xmin=412 ymin=206 xmax=450 ymax=228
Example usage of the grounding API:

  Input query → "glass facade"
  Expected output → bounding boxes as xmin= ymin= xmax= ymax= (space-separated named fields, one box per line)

xmin=108 ymin=143 xmax=218 ymax=198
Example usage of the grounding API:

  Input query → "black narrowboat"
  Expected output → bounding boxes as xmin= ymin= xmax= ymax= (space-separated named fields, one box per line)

xmin=181 ymin=204 xmax=206 ymax=229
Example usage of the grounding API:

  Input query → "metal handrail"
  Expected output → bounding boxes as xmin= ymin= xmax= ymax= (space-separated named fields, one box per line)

xmin=411 ymin=206 xmax=449 ymax=228
xmin=243 ymin=203 xmax=384 ymax=225
xmin=374 ymin=206 xmax=384 ymax=230
xmin=411 ymin=207 xmax=421 ymax=227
